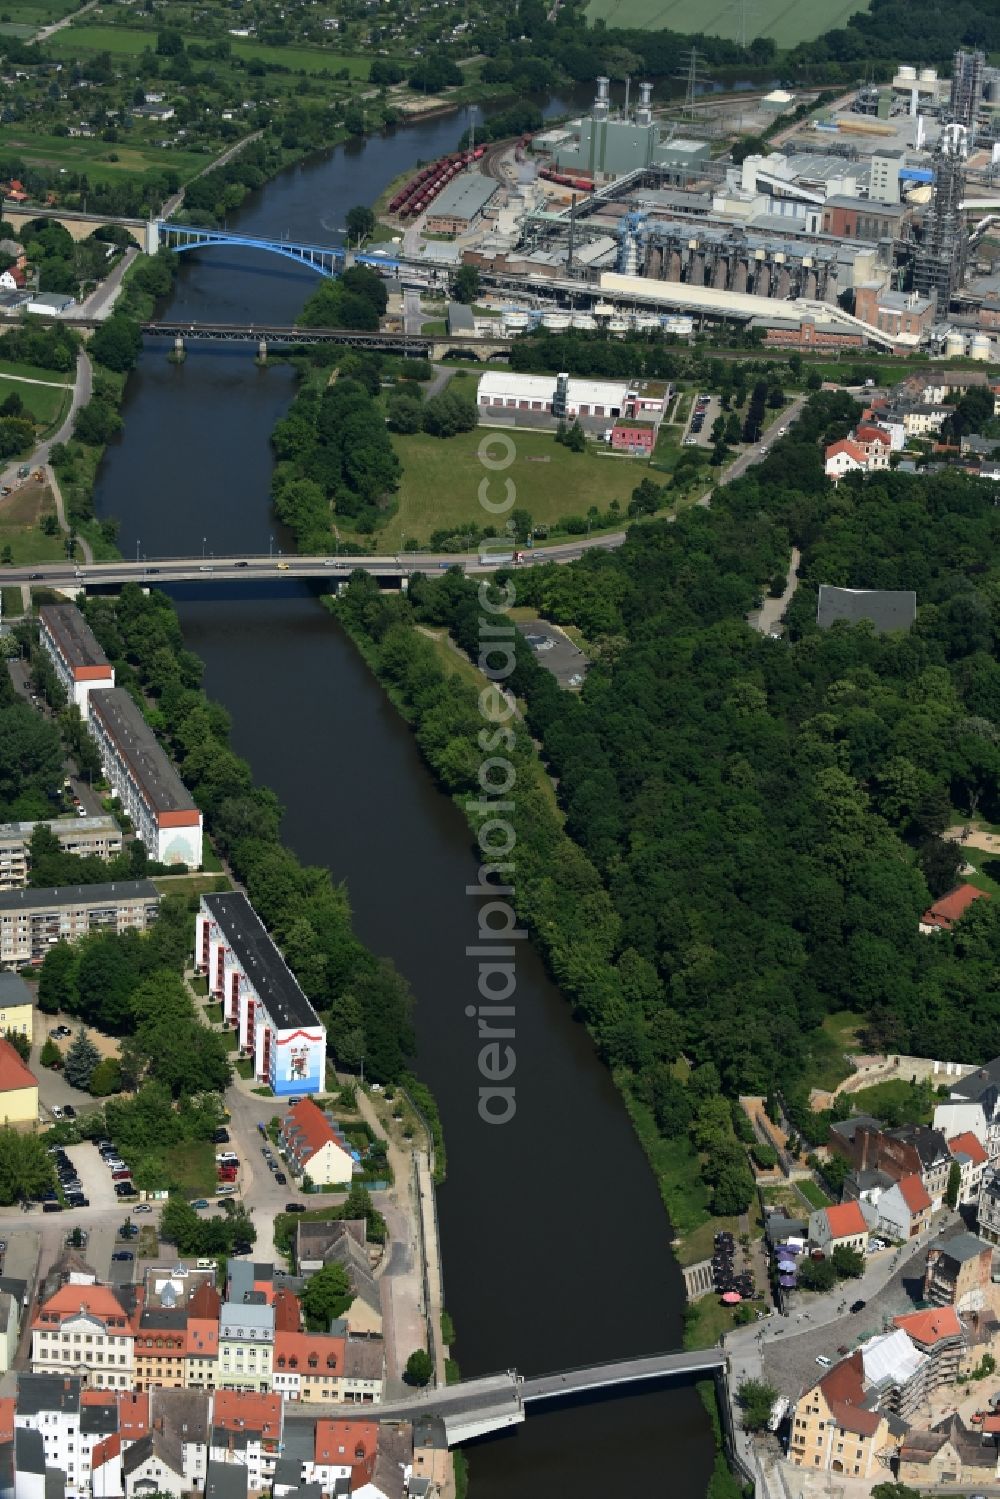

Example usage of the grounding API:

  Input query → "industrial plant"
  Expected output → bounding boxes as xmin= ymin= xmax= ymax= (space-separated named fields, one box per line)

xmin=373 ymin=55 xmax=1000 ymax=359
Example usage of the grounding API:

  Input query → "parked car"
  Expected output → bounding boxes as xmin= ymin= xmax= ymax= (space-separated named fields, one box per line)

xmin=274 ymin=1172 xmax=287 ymax=1185
xmin=217 ymin=1185 xmax=237 ymax=1196
xmin=50 ymin=1106 xmax=63 ymax=1120
xmin=133 ymin=1205 xmax=152 ymax=1214
xmin=191 ymin=1199 xmax=209 ymax=1210
xmin=232 ymin=1240 xmax=252 ymax=1255
xmin=849 ymin=1300 xmax=866 ymax=1314
xmin=42 ymin=1202 xmax=63 ymax=1213
xmin=212 ymin=1129 xmax=230 ymax=1145
xmin=285 ymin=1203 xmax=306 ymax=1213
xmin=112 ymin=1251 xmax=134 ymax=1262
xmin=55 ymin=1026 xmax=71 ymax=1038
xmin=62 ymin=1105 xmax=76 ymax=1119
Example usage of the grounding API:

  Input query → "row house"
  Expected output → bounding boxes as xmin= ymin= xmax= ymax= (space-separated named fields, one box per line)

xmin=949 ymin=1131 xmax=989 ymax=1205
xmin=31 ymin=1285 xmax=139 ymax=1391
xmin=209 ymin=1391 xmax=283 ymax=1494
xmin=132 ymin=1307 xmax=186 ymax=1393
xmin=807 ymin=1200 xmax=875 ymax=1257
xmin=924 ymin=1231 xmax=994 ymax=1312
xmin=271 ymin=1330 xmax=346 ymax=1405
xmin=937 ymin=1055 xmax=1000 ymax=1162
xmin=218 ymin=1303 xmax=274 ymax=1393
xmin=278 ymin=1099 xmax=355 ymax=1189
xmin=876 ymin=1174 xmax=933 ymax=1241
xmin=833 ymin=1120 xmax=953 ymax=1211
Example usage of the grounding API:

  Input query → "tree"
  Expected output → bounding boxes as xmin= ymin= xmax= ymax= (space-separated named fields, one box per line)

xmin=301 ymin=1263 xmax=353 ymax=1327
xmin=89 ymin=315 xmax=142 ymax=373
xmin=452 ymin=265 xmax=480 ymax=304
xmin=405 ymin=1349 xmax=433 ymax=1386
xmin=946 ymin=1159 xmax=962 ymax=1210
xmin=344 ymin=205 xmax=375 ymax=244
xmin=831 ymin=1243 xmax=865 ymax=1279
xmin=917 ymin=837 xmax=964 ymax=898
xmin=64 ymin=1028 xmax=100 ymax=1091
xmin=89 ymin=1056 xmax=123 ymax=1097
xmin=871 ymin=1486 xmax=922 ymax=1499
xmin=798 ymin=1256 xmax=837 ymax=1292
xmin=421 ymin=390 xmax=477 ymax=438
xmin=40 ymin=1037 xmax=62 ymax=1069
xmin=0 ymin=1128 xmax=53 ymax=1204
xmin=736 ymin=1378 xmax=778 ymax=1433
xmin=3 ymin=1029 xmax=29 ymax=1063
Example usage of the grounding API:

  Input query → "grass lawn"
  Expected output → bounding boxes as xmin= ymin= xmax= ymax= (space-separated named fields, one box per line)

xmin=0 ymin=584 xmax=23 ymax=618
xmin=0 ymin=483 xmax=70 ymax=566
xmin=125 ymin=1140 xmax=216 ymax=1198
xmin=796 ymin=1179 xmax=832 ymax=1210
xmin=190 ymin=976 xmax=208 ymax=997
xmin=150 ymin=873 xmax=231 ymax=897
xmin=762 ymin=1183 xmax=807 ymax=1215
xmin=0 ymin=376 xmax=70 ymax=428
xmin=219 ymin=1030 xmax=238 ymax=1053
xmin=684 ymin=1295 xmax=755 ymax=1349
xmin=0 ymin=0 xmax=77 ymax=33
xmin=803 ymin=1010 xmax=865 ymax=1093
xmin=235 ymin=1057 xmax=254 ymax=1080
xmin=0 ymin=360 xmax=73 ymax=385
xmin=954 ymin=842 xmax=1000 ymax=899
xmin=0 ymin=127 xmax=211 ymax=185
xmin=204 ymin=1003 xmax=224 ymax=1024
xmin=45 ymin=23 xmax=379 ymax=78
xmin=675 ymin=1213 xmax=744 ymax=1268
xmin=136 ymin=1225 xmax=159 ymax=1259
xmin=847 ymin=1078 xmax=934 ymax=1125
xmin=584 ymin=0 xmax=869 ymax=42
xmin=200 ymin=841 xmax=224 ymax=873
xmin=377 ymin=426 xmax=647 ymax=547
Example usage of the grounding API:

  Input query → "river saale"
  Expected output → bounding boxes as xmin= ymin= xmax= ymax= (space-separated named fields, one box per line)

xmin=94 ymin=106 xmax=716 ymax=1499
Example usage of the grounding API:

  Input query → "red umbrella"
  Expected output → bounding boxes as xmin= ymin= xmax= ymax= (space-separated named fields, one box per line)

xmin=721 ymin=1292 xmax=742 ymax=1305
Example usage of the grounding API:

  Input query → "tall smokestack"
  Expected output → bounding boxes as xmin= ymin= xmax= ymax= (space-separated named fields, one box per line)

xmin=593 ymin=76 xmax=610 ymax=122
xmin=637 ymin=81 xmax=653 ymax=127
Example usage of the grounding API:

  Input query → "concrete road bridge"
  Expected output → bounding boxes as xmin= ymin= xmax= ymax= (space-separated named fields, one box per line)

xmin=286 ymin=1348 xmax=727 ymax=1445
xmin=0 ymin=540 xmax=624 ymax=596
xmin=0 ymin=203 xmax=153 ymax=249
xmin=140 ymin=319 xmax=510 ymax=361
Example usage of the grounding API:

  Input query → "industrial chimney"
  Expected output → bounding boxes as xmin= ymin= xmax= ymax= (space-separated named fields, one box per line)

xmin=593 ymin=76 xmax=610 ymax=121
xmin=636 ymin=81 xmax=653 ymax=127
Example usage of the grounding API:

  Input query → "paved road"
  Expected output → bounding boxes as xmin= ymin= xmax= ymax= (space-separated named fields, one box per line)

xmin=748 ymin=545 xmax=801 ymax=637
xmin=32 ymin=0 xmax=96 ymax=41
xmin=0 ymin=350 xmax=91 ymax=493
xmin=78 ymin=248 xmax=138 ymax=321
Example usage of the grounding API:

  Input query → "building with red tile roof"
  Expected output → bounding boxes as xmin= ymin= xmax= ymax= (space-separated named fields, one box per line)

xmin=789 ymin=1354 xmax=892 ymax=1476
xmin=310 ymin=1418 xmax=378 ymax=1487
xmin=809 ymin=1198 xmax=874 ymax=1255
xmin=893 ymin=1307 xmax=962 ymax=1348
xmin=920 ymin=883 xmax=990 ymax=932
xmin=31 ymin=1284 xmax=136 ymax=1389
xmin=272 ymin=1329 xmax=346 ymax=1404
xmin=211 ymin=1389 xmax=282 ymax=1439
xmin=279 ymin=1098 xmax=355 ymax=1187
xmin=0 ymin=1396 xmax=14 ymax=1444
xmin=272 ymin=1287 xmax=300 ymax=1334
xmin=0 ymin=1035 xmax=37 ymax=1124
xmin=948 ymin=1130 xmax=989 ymax=1204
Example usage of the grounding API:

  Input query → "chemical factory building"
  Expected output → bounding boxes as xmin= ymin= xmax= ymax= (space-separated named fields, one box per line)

xmin=424 ymin=174 xmax=499 ymax=235
xmin=598 ymin=272 xmax=897 ymax=349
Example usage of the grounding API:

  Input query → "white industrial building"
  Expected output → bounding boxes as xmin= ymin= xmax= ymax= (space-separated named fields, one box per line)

xmin=477 ymin=370 xmax=666 ymax=420
xmin=38 ymin=604 xmax=115 ymax=719
xmin=196 ymin=892 xmax=327 ymax=1098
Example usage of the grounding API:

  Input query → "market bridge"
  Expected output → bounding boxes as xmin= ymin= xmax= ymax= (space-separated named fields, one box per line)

xmin=286 ymin=1348 xmax=728 ymax=1445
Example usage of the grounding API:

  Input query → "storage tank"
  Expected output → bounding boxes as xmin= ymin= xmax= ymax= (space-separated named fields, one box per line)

xmin=897 ymin=65 xmax=917 ymax=81
xmin=571 ymin=312 xmax=596 ymax=330
xmin=945 ymin=330 xmax=967 ymax=359
xmin=541 ymin=310 xmax=571 ymax=332
xmin=971 ymin=332 xmax=992 ymax=360
xmin=632 ymin=314 xmax=661 ymax=332
xmin=592 ymin=301 xmax=614 ymax=320
xmin=608 ymin=317 xmax=630 ymax=336
xmin=987 ymin=76 xmax=1000 ymax=104
xmin=919 ymin=67 xmax=937 ymax=83
xmin=502 ymin=311 xmax=531 ymax=334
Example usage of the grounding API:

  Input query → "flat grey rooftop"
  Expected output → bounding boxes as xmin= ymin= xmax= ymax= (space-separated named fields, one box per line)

xmin=89 ymin=688 xmax=198 ymax=816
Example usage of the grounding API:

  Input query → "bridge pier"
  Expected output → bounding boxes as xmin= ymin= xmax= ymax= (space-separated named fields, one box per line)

xmin=256 ymin=338 xmax=267 ymax=364
xmin=170 ymin=335 xmax=185 ymax=364
xmin=145 ymin=220 xmax=159 ymax=256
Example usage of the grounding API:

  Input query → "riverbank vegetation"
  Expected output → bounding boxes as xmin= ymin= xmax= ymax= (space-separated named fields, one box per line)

xmin=330 ymin=387 xmax=1000 ymax=1272
xmin=77 ymin=586 xmax=430 ymax=1103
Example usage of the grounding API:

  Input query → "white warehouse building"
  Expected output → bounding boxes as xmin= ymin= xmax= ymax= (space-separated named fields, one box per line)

xmin=196 ymin=892 xmax=327 ymax=1098
xmin=476 ymin=369 xmax=667 ymax=421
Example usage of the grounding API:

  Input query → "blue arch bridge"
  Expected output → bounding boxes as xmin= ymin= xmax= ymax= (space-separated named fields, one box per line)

xmin=153 ymin=219 xmax=352 ymax=277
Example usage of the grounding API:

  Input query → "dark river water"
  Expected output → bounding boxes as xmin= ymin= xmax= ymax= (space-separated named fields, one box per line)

xmin=93 ymin=97 xmax=715 ymax=1499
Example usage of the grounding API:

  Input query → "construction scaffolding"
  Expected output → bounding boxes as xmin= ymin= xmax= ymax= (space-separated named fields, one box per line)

xmin=913 ymin=124 xmax=968 ymax=307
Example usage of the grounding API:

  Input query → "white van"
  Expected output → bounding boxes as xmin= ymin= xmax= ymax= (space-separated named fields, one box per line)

xmin=196 ymin=1258 xmax=216 ymax=1270
xmin=815 ymin=1355 xmax=833 ymax=1368
xmin=215 ymin=1152 xmax=238 ymax=1165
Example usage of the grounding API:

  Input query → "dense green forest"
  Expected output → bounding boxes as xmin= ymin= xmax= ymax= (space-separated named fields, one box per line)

xmin=334 ymin=388 xmax=1000 ymax=1223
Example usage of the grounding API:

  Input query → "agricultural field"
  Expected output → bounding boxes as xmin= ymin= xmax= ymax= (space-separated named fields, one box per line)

xmin=0 ymin=130 xmax=210 ymax=185
xmin=44 ymin=22 xmax=377 ymax=77
xmin=376 ymin=425 xmax=647 ymax=548
xmin=0 ymin=0 xmax=77 ymax=38
xmin=584 ymin=0 xmax=869 ymax=44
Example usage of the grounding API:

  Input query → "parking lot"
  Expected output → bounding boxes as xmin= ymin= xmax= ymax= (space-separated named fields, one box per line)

xmin=61 ymin=1143 xmax=119 ymax=1212
xmin=516 ymin=619 xmax=589 ymax=689
xmin=685 ymin=392 xmax=717 ymax=448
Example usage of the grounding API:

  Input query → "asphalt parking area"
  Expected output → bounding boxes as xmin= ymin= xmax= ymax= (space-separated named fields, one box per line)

xmin=63 ymin=1143 xmax=117 ymax=1211
xmin=516 ymin=620 xmax=589 ymax=689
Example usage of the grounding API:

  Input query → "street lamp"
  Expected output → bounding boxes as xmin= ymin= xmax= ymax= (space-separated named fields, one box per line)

xmin=269 ymin=535 xmax=273 ymax=559
xmin=135 ymin=539 xmax=140 ymax=562
xmin=202 ymin=536 xmax=206 ymax=559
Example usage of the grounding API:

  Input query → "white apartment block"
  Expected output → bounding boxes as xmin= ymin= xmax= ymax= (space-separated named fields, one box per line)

xmin=87 ymin=688 xmax=202 ymax=868
xmin=38 ymin=605 xmax=114 ymax=720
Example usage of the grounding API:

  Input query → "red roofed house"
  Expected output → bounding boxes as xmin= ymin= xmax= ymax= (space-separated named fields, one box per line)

xmin=853 ymin=425 xmax=892 ymax=465
xmin=0 ymin=265 xmax=25 ymax=292
xmin=31 ymin=1282 xmax=136 ymax=1388
xmin=279 ymin=1098 xmax=355 ymax=1188
xmin=808 ymin=1199 xmax=876 ymax=1257
xmin=948 ymin=1131 xmax=989 ymax=1204
xmin=789 ymin=1354 xmax=892 ymax=1476
xmin=892 ymin=1307 xmax=964 ymax=1389
xmin=272 ymin=1287 xmax=301 ymax=1334
xmin=876 ymin=1174 xmax=933 ymax=1240
xmin=920 ymin=884 xmax=990 ymax=933
xmin=825 ymin=438 xmax=867 ymax=480
xmin=209 ymin=1391 xmax=283 ymax=1493
xmin=272 ymin=1328 xmax=347 ymax=1404
xmin=0 ymin=1035 xmax=38 ymax=1126
xmin=308 ymin=1418 xmax=379 ymax=1492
